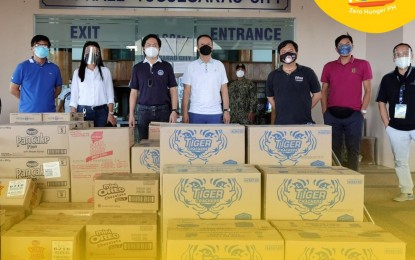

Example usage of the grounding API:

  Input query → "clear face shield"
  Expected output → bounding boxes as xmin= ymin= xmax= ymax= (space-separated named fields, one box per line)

xmin=84 ymin=46 xmax=100 ymax=65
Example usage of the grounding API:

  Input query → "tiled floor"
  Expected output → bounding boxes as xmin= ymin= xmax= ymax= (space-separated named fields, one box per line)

xmin=361 ymin=164 xmax=415 ymax=260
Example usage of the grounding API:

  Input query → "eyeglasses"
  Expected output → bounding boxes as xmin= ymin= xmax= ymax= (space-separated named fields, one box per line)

xmin=34 ymin=43 xmax=49 ymax=48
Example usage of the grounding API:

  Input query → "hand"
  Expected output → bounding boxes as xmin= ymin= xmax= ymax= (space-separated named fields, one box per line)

xmin=107 ymin=114 xmax=117 ymax=126
xmin=128 ymin=113 xmax=135 ymax=127
xmin=182 ymin=112 xmax=189 ymax=123
xmin=169 ymin=111 xmax=178 ymax=123
xmin=247 ymin=112 xmax=255 ymax=124
xmin=223 ymin=111 xmax=230 ymax=124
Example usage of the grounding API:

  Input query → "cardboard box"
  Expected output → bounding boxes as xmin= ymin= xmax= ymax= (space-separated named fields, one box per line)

xmin=0 ymin=209 xmax=5 ymax=226
xmin=131 ymin=140 xmax=160 ymax=174
xmin=1 ymin=224 xmax=85 ymax=260
xmin=85 ymin=213 xmax=158 ymax=259
xmin=0 ymin=179 xmax=35 ymax=210
xmin=160 ymin=124 xmax=245 ymax=166
xmin=271 ymin=221 xmax=406 ymax=260
xmin=0 ymin=157 xmax=70 ymax=189
xmin=0 ymin=122 xmax=86 ymax=157
xmin=258 ymin=165 xmax=364 ymax=221
xmin=41 ymin=188 xmax=70 ymax=202
xmin=18 ymin=214 xmax=91 ymax=226
xmin=148 ymin=122 xmax=170 ymax=140
xmin=42 ymin=112 xmax=84 ymax=122
xmin=69 ymin=127 xmax=133 ymax=174
xmin=0 ymin=206 xmax=27 ymax=231
xmin=166 ymin=219 xmax=284 ymax=260
xmin=246 ymin=125 xmax=332 ymax=166
xmin=9 ymin=113 xmax=42 ymax=123
xmin=31 ymin=202 xmax=94 ymax=216
xmin=94 ymin=173 xmax=159 ymax=212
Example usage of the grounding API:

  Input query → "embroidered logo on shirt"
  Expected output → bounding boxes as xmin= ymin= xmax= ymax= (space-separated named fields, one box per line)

xmin=295 ymin=76 xmax=304 ymax=82
xmin=157 ymin=70 xmax=164 ymax=76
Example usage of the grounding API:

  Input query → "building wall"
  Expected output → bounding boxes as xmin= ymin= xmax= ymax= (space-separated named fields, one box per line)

xmin=0 ymin=0 xmax=414 ymax=170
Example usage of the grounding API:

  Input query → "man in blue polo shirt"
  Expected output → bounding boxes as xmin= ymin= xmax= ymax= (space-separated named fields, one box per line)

xmin=10 ymin=35 xmax=62 ymax=112
xmin=129 ymin=34 xmax=178 ymax=141
xmin=266 ymin=40 xmax=321 ymax=125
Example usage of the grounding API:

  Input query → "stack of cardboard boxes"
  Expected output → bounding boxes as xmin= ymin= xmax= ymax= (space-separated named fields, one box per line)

xmin=0 ymin=119 xmax=407 ymax=260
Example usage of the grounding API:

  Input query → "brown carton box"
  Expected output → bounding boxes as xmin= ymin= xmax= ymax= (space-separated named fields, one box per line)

xmin=0 ymin=179 xmax=35 ymax=210
xmin=31 ymin=202 xmax=94 ymax=216
xmin=131 ymin=140 xmax=160 ymax=174
xmin=42 ymin=112 xmax=84 ymax=122
xmin=9 ymin=113 xmax=43 ymax=123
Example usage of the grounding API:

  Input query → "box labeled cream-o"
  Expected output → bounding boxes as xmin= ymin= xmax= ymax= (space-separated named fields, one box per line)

xmin=271 ymin=221 xmax=406 ymax=260
xmin=247 ymin=125 xmax=332 ymax=166
xmin=94 ymin=173 xmax=159 ymax=212
xmin=160 ymin=124 xmax=245 ymax=166
xmin=131 ymin=140 xmax=160 ymax=174
xmin=259 ymin=165 xmax=364 ymax=221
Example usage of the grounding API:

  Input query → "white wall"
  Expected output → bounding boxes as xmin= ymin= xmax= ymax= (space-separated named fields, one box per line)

xmin=0 ymin=0 xmax=414 ymax=170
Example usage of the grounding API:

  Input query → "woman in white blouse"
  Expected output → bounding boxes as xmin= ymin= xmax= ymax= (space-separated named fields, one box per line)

xmin=69 ymin=41 xmax=116 ymax=127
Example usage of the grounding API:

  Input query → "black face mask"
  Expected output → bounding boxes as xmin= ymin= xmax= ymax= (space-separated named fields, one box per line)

xmin=199 ymin=45 xmax=212 ymax=56
xmin=279 ymin=52 xmax=297 ymax=64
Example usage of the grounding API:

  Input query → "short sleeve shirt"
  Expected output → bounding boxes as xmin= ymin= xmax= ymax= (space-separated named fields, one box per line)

xmin=182 ymin=58 xmax=228 ymax=114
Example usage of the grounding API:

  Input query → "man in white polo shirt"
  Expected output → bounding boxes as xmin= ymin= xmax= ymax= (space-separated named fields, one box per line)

xmin=181 ymin=34 xmax=230 ymax=124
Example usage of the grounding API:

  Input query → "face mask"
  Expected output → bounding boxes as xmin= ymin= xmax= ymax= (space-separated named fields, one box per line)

xmin=236 ymin=70 xmax=245 ymax=78
xmin=84 ymin=46 xmax=100 ymax=65
xmin=337 ymin=44 xmax=353 ymax=56
xmin=34 ymin=46 xmax=49 ymax=59
xmin=279 ymin=52 xmax=297 ymax=64
xmin=394 ymin=56 xmax=411 ymax=69
xmin=145 ymin=47 xmax=159 ymax=58
xmin=199 ymin=45 xmax=212 ymax=56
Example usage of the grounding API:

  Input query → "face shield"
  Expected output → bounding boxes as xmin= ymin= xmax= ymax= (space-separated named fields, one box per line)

xmin=84 ymin=46 xmax=100 ymax=65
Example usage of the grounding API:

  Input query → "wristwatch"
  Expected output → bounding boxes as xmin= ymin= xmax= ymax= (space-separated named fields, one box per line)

xmin=223 ymin=108 xmax=231 ymax=112
xmin=361 ymin=110 xmax=367 ymax=114
xmin=109 ymin=111 xmax=114 ymax=115
xmin=172 ymin=109 xmax=179 ymax=114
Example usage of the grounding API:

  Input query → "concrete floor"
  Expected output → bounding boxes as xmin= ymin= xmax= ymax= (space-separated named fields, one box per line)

xmin=361 ymin=164 xmax=415 ymax=260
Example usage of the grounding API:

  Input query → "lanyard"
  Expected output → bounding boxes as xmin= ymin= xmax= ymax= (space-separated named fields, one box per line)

xmin=396 ymin=66 xmax=411 ymax=104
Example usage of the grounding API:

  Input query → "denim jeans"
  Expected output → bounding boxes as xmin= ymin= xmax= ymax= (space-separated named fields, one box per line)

xmin=136 ymin=104 xmax=170 ymax=141
xmin=77 ymin=105 xmax=108 ymax=127
xmin=386 ymin=126 xmax=415 ymax=194
xmin=324 ymin=110 xmax=363 ymax=172
xmin=189 ymin=112 xmax=223 ymax=124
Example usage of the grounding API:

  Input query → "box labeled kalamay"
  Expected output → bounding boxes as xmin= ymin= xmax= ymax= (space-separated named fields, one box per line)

xmin=0 ymin=157 xmax=70 ymax=189
xmin=247 ymin=125 xmax=332 ymax=166
xmin=69 ymin=127 xmax=134 ymax=174
xmin=1 ymin=224 xmax=85 ymax=260
xmin=131 ymin=140 xmax=160 ymax=174
xmin=42 ymin=112 xmax=84 ymax=122
xmin=166 ymin=219 xmax=284 ymax=260
xmin=271 ymin=221 xmax=406 ymax=260
xmin=85 ymin=213 xmax=157 ymax=259
xmin=160 ymin=124 xmax=245 ymax=166
xmin=259 ymin=165 xmax=364 ymax=221
xmin=0 ymin=122 xmax=86 ymax=157
xmin=94 ymin=173 xmax=159 ymax=212
xmin=9 ymin=113 xmax=43 ymax=123
xmin=0 ymin=179 xmax=35 ymax=209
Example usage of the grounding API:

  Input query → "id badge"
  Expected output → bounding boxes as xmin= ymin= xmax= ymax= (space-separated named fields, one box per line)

xmin=394 ymin=104 xmax=407 ymax=119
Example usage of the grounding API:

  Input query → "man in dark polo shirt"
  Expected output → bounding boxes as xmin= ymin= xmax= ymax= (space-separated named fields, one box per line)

xmin=266 ymin=40 xmax=321 ymax=125
xmin=129 ymin=34 xmax=178 ymax=141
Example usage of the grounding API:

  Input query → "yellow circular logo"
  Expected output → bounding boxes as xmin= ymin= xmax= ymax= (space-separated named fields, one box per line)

xmin=314 ymin=0 xmax=415 ymax=33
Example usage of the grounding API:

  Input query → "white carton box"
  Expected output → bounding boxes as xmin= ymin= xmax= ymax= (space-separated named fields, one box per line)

xmin=259 ymin=165 xmax=364 ymax=221
xmin=160 ymin=124 xmax=245 ymax=166
xmin=247 ymin=125 xmax=332 ymax=166
xmin=131 ymin=140 xmax=160 ymax=174
xmin=271 ymin=221 xmax=406 ymax=260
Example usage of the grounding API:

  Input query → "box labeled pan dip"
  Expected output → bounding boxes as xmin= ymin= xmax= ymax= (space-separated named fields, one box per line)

xmin=0 ymin=179 xmax=35 ymax=210
xmin=166 ymin=219 xmax=284 ymax=260
xmin=42 ymin=112 xmax=84 ymax=122
xmin=131 ymin=140 xmax=160 ymax=174
xmin=94 ymin=173 xmax=159 ymax=212
xmin=0 ymin=157 xmax=70 ymax=189
xmin=271 ymin=221 xmax=406 ymax=260
xmin=85 ymin=213 xmax=157 ymax=259
xmin=0 ymin=122 xmax=87 ymax=157
xmin=246 ymin=125 xmax=332 ymax=166
xmin=1 ymin=224 xmax=85 ymax=260
xmin=9 ymin=113 xmax=43 ymax=123
xmin=259 ymin=165 xmax=364 ymax=221
xmin=69 ymin=127 xmax=134 ymax=174
xmin=160 ymin=124 xmax=245 ymax=166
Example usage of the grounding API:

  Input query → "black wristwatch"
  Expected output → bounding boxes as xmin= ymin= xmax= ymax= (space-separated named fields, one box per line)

xmin=172 ymin=109 xmax=179 ymax=115
xmin=223 ymin=108 xmax=230 ymax=112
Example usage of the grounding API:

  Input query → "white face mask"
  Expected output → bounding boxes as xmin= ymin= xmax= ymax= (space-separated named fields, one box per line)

xmin=395 ymin=56 xmax=411 ymax=69
xmin=236 ymin=70 xmax=245 ymax=78
xmin=145 ymin=47 xmax=159 ymax=58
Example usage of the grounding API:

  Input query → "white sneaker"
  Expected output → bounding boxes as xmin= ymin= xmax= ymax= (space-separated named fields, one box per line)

xmin=393 ymin=193 xmax=414 ymax=202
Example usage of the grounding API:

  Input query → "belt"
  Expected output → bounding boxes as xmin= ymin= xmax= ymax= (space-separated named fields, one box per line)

xmin=80 ymin=104 xmax=107 ymax=110
xmin=138 ymin=104 xmax=169 ymax=110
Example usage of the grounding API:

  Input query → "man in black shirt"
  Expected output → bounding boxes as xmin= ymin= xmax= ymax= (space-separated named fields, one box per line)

xmin=377 ymin=43 xmax=415 ymax=202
